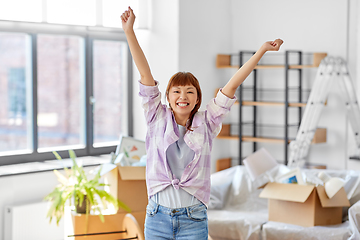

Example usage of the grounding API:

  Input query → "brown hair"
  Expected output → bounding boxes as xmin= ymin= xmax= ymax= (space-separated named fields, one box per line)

xmin=166 ymin=72 xmax=202 ymax=131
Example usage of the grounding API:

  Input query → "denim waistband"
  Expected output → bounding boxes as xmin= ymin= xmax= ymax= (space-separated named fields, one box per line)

xmin=147 ymin=199 xmax=207 ymax=216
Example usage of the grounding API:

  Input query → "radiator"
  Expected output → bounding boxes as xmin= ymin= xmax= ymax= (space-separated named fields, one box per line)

xmin=4 ymin=201 xmax=64 ymax=240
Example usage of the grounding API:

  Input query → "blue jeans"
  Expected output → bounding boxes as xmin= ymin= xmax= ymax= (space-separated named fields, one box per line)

xmin=144 ymin=199 xmax=208 ymax=240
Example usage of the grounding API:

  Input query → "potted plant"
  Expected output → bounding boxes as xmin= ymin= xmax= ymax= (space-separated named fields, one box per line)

xmin=44 ymin=150 xmax=130 ymax=226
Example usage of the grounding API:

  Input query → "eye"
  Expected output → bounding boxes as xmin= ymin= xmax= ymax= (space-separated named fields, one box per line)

xmin=173 ymin=90 xmax=180 ymax=93
xmin=187 ymin=91 xmax=194 ymax=94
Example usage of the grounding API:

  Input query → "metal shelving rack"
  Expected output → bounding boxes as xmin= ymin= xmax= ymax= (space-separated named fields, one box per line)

xmin=216 ymin=51 xmax=327 ymax=165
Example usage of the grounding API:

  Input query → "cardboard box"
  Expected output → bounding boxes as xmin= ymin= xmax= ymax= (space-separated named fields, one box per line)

xmin=259 ymin=182 xmax=350 ymax=227
xmin=65 ymin=211 xmax=146 ymax=240
xmin=102 ymin=163 xmax=148 ymax=213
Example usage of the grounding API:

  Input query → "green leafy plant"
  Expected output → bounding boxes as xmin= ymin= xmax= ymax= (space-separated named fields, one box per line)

xmin=45 ymin=150 xmax=131 ymax=226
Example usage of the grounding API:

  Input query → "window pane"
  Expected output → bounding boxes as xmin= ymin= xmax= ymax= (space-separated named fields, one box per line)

xmin=93 ymin=40 xmax=128 ymax=146
xmin=0 ymin=0 xmax=42 ymax=22
xmin=37 ymin=35 xmax=84 ymax=150
xmin=47 ymin=0 xmax=96 ymax=26
xmin=0 ymin=33 xmax=32 ymax=153
xmin=102 ymin=0 xmax=138 ymax=28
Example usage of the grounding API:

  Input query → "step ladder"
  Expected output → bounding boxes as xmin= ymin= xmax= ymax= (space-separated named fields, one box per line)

xmin=288 ymin=57 xmax=360 ymax=167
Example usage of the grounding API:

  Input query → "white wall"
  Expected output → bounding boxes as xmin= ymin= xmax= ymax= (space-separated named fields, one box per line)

xmin=0 ymin=171 xmax=62 ymax=239
xmin=348 ymin=0 xmax=360 ymax=171
xmin=217 ymin=0 xmax=360 ymax=170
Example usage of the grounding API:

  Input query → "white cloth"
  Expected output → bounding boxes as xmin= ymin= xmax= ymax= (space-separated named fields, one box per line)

xmin=349 ymin=200 xmax=360 ymax=240
xmin=208 ymin=166 xmax=360 ymax=240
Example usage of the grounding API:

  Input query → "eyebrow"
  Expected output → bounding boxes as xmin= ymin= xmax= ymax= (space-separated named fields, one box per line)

xmin=172 ymin=86 xmax=196 ymax=90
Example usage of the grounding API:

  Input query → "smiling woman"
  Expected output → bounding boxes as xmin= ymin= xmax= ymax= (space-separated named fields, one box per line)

xmin=121 ymin=5 xmax=283 ymax=238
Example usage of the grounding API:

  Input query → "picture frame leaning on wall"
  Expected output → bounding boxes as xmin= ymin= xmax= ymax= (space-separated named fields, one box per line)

xmin=113 ymin=135 xmax=146 ymax=166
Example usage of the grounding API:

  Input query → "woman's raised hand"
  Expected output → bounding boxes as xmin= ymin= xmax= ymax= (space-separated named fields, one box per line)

xmin=261 ymin=39 xmax=284 ymax=52
xmin=121 ymin=6 xmax=135 ymax=32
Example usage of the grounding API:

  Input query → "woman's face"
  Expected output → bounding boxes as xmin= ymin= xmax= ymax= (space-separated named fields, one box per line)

xmin=167 ymin=84 xmax=199 ymax=120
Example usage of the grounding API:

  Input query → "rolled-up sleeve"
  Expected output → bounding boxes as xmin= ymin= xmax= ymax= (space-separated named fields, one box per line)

xmin=214 ymin=88 xmax=237 ymax=109
xmin=138 ymin=80 xmax=164 ymax=124
xmin=139 ymin=80 xmax=160 ymax=97
xmin=205 ymin=88 xmax=237 ymax=138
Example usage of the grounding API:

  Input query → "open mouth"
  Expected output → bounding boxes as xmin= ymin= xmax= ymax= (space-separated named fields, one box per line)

xmin=177 ymin=103 xmax=189 ymax=107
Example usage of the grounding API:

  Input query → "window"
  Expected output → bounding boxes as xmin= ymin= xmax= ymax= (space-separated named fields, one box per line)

xmin=0 ymin=33 xmax=32 ymax=153
xmin=0 ymin=0 xmax=143 ymax=28
xmin=8 ymin=68 xmax=26 ymax=118
xmin=0 ymin=0 xmax=42 ymax=22
xmin=93 ymin=40 xmax=129 ymax=146
xmin=0 ymin=11 xmax=133 ymax=165
xmin=46 ymin=0 xmax=97 ymax=26
xmin=37 ymin=35 xmax=84 ymax=150
xmin=102 ymin=0 xmax=139 ymax=28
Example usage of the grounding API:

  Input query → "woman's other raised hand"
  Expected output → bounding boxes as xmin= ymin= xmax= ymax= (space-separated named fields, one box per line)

xmin=121 ymin=6 xmax=135 ymax=33
xmin=261 ymin=39 xmax=284 ymax=52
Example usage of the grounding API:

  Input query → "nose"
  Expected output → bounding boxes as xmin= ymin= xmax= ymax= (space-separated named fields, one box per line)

xmin=180 ymin=92 xmax=187 ymax=100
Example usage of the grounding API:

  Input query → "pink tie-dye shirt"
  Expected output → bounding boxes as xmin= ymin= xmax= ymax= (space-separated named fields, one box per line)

xmin=139 ymin=81 xmax=236 ymax=207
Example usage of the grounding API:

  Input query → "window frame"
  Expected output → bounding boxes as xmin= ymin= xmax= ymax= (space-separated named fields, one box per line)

xmin=0 ymin=20 xmax=133 ymax=165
